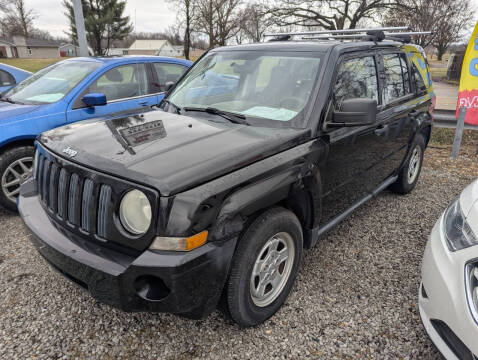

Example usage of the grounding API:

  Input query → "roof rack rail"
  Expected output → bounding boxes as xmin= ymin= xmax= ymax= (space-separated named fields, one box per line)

xmin=263 ymin=26 xmax=411 ymax=38
xmin=273 ymin=29 xmax=433 ymax=44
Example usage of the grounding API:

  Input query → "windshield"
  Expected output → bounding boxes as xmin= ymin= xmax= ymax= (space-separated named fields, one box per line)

xmin=167 ymin=50 xmax=322 ymax=127
xmin=4 ymin=60 xmax=102 ymax=105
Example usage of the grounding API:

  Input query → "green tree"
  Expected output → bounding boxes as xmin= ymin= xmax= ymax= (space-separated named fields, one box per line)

xmin=63 ymin=0 xmax=133 ymax=55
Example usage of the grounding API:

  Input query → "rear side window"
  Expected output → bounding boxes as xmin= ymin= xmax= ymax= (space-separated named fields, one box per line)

xmin=0 ymin=70 xmax=15 ymax=86
xmin=152 ymin=63 xmax=188 ymax=92
xmin=411 ymin=63 xmax=427 ymax=92
xmin=383 ymin=53 xmax=411 ymax=103
xmin=333 ymin=56 xmax=378 ymax=110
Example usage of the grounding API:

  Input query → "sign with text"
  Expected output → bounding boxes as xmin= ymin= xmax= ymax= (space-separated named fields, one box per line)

xmin=457 ymin=21 xmax=478 ymax=125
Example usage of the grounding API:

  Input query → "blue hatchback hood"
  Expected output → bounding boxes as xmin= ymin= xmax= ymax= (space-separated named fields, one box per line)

xmin=0 ymin=101 xmax=41 ymax=123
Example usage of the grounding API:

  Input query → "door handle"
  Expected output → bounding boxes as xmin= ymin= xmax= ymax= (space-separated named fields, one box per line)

xmin=139 ymin=101 xmax=149 ymax=106
xmin=374 ymin=124 xmax=389 ymax=136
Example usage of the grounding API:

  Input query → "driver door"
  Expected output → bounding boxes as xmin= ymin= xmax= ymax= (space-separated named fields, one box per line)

xmin=320 ymin=53 xmax=390 ymax=225
xmin=66 ymin=63 xmax=157 ymax=123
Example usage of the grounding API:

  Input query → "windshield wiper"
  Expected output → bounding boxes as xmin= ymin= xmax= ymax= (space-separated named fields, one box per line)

xmin=2 ymin=96 xmax=17 ymax=104
xmin=182 ymin=107 xmax=248 ymax=125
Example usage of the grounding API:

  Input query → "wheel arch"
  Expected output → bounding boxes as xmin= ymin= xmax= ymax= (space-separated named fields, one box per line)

xmin=211 ymin=166 xmax=321 ymax=249
xmin=0 ymin=136 xmax=36 ymax=154
xmin=420 ymin=124 xmax=432 ymax=146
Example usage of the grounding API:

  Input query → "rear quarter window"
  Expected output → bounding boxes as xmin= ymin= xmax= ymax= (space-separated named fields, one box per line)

xmin=405 ymin=50 xmax=432 ymax=91
xmin=0 ymin=70 xmax=15 ymax=86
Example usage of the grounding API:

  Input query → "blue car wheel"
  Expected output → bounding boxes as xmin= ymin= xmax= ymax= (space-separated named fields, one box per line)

xmin=0 ymin=145 xmax=35 ymax=211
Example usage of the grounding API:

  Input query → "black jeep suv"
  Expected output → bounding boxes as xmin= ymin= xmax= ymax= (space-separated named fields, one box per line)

xmin=19 ymin=34 xmax=434 ymax=326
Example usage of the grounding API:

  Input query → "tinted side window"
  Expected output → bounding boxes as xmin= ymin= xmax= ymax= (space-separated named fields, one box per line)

xmin=333 ymin=56 xmax=378 ymax=110
xmin=0 ymin=70 xmax=15 ymax=86
xmin=87 ymin=63 xmax=148 ymax=102
xmin=152 ymin=63 xmax=187 ymax=92
xmin=411 ymin=63 xmax=426 ymax=92
xmin=383 ymin=53 xmax=411 ymax=103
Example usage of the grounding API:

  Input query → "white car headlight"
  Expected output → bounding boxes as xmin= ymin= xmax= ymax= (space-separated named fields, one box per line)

xmin=443 ymin=197 xmax=478 ymax=251
xmin=119 ymin=189 xmax=152 ymax=235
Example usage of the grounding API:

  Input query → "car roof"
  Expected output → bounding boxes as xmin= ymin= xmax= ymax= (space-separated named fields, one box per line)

xmin=212 ymin=40 xmax=420 ymax=54
xmin=59 ymin=55 xmax=192 ymax=65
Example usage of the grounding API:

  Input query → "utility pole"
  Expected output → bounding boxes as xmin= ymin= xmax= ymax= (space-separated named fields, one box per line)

xmin=73 ymin=0 xmax=89 ymax=57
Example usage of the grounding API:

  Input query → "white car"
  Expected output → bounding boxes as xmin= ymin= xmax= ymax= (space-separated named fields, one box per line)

xmin=419 ymin=178 xmax=478 ymax=360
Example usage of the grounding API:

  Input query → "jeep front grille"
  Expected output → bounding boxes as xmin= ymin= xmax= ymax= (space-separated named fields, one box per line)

xmin=34 ymin=146 xmax=158 ymax=252
xmin=36 ymin=152 xmax=111 ymax=238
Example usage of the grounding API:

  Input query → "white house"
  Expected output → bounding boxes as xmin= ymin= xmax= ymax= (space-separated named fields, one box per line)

xmin=128 ymin=39 xmax=176 ymax=56
xmin=59 ymin=43 xmax=94 ymax=57
xmin=172 ymin=45 xmax=184 ymax=57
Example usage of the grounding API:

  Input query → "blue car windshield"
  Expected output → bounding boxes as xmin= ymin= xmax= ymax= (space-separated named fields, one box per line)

xmin=4 ymin=60 xmax=101 ymax=105
xmin=167 ymin=50 xmax=322 ymax=126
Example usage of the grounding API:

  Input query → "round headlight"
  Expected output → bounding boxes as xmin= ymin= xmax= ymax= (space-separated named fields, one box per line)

xmin=119 ymin=190 xmax=152 ymax=235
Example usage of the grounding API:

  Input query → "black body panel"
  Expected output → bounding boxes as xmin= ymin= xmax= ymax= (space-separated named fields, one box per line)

xmin=19 ymin=181 xmax=236 ymax=318
xmin=39 ymin=111 xmax=310 ymax=196
xmin=19 ymin=39 xmax=434 ymax=318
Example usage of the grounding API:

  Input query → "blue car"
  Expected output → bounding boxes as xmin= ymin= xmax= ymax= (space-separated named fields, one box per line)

xmin=0 ymin=56 xmax=192 ymax=210
xmin=0 ymin=63 xmax=31 ymax=93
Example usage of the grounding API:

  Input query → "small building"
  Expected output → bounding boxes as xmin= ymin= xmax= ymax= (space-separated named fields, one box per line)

xmin=0 ymin=35 xmax=60 ymax=58
xmin=59 ymin=43 xmax=79 ymax=57
xmin=172 ymin=45 xmax=184 ymax=57
xmin=128 ymin=39 xmax=176 ymax=56
xmin=0 ymin=39 xmax=18 ymax=58
xmin=105 ymin=48 xmax=130 ymax=56
xmin=59 ymin=43 xmax=93 ymax=57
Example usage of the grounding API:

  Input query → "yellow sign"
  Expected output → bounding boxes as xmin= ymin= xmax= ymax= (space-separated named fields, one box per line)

xmin=457 ymin=21 xmax=478 ymax=125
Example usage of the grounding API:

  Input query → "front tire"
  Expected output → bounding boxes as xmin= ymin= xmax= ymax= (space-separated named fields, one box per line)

xmin=0 ymin=146 xmax=35 ymax=211
xmin=226 ymin=207 xmax=303 ymax=327
xmin=390 ymin=134 xmax=425 ymax=195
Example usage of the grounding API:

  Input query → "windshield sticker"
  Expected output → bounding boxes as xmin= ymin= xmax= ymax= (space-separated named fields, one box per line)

xmin=26 ymin=93 xmax=64 ymax=103
xmin=242 ymin=106 xmax=297 ymax=121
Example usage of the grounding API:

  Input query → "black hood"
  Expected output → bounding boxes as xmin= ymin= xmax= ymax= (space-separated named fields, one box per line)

xmin=39 ymin=110 xmax=310 ymax=195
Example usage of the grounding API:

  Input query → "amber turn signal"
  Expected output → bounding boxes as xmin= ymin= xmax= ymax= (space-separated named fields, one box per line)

xmin=149 ymin=230 xmax=208 ymax=251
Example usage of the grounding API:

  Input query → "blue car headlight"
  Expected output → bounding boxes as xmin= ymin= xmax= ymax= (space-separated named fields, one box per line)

xmin=443 ymin=197 xmax=478 ymax=251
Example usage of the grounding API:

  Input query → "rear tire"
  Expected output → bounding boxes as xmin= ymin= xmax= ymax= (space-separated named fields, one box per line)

xmin=226 ymin=207 xmax=303 ymax=327
xmin=390 ymin=134 xmax=425 ymax=195
xmin=0 ymin=146 xmax=35 ymax=212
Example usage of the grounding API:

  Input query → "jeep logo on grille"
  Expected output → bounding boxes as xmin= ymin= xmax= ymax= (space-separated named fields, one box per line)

xmin=62 ymin=147 xmax=78 ymax=157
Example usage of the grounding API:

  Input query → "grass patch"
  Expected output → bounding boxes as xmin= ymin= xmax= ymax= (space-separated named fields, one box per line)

xmin=430 ymin=128 xmax=478 ymax=146
xmin=0 ymin=58 xmax=63 ymax=72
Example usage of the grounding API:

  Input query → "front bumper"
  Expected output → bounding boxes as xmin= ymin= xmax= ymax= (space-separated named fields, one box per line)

xmin=419 ymin=214 xmax=478 ymax=359
xmin=18 ymin=180 xmax=237 ymax=318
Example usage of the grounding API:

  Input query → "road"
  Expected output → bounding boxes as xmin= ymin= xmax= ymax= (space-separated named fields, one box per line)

xmin=433 ymin=81 xmax=458 ymax=111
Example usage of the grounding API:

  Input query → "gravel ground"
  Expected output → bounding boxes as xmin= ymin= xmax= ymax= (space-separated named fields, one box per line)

xmin=0 ymin=145 xmax=477 ymax=360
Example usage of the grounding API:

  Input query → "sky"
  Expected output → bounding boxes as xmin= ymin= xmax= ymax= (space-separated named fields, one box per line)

xmin=29 ymin=0 xmax=478 ymax=40
xmin=30 ymin=0 xmax=177 ymax=38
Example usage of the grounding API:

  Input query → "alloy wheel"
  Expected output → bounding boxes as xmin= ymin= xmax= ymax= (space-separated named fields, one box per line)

xmin=407 ymin=145 xmax=422 ymax=184
xmin=250 ymin=232 xmax=295 ymax=307
xmin=1 ymin=157 xmax=33 ymax=203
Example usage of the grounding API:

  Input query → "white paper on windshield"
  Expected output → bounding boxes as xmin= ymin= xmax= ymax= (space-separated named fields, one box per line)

xmin=26 ymin=93 xmax=64 ymax=103
xmin=242 ymin=106 xmax=297 ymax=121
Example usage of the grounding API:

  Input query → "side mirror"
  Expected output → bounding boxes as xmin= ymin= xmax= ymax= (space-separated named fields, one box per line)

xmin=331 ymin=98 xmax=377 ymax=127
xmin=164 ymin=81 xmax=175 ymax=92
xmin=82 ymin=93 xmax=107 ymax=107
